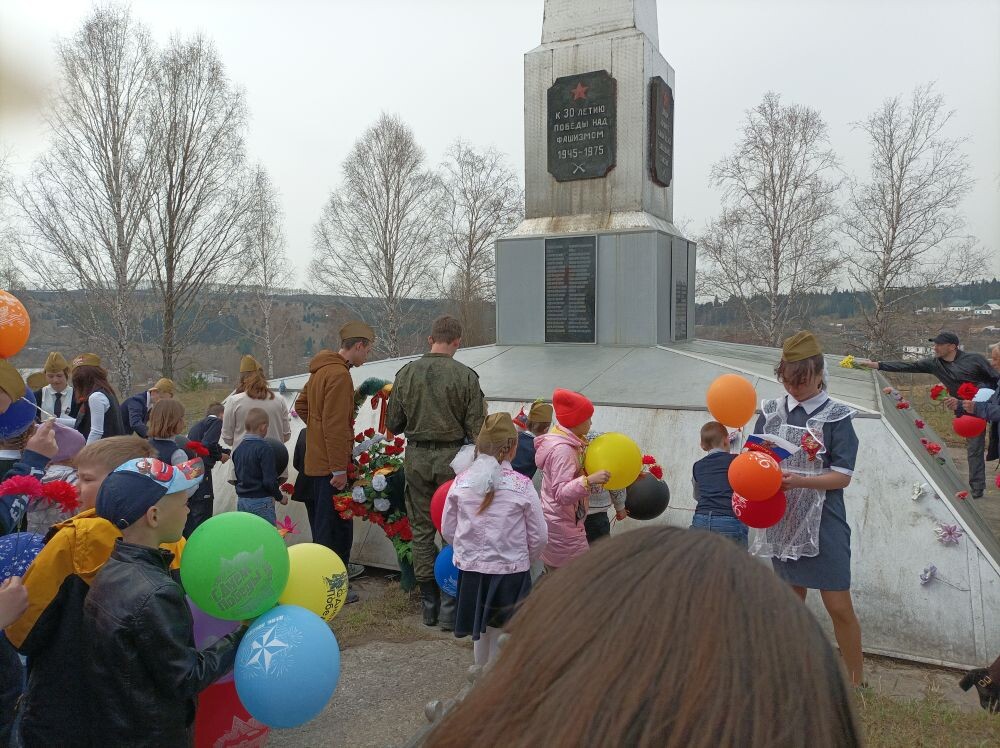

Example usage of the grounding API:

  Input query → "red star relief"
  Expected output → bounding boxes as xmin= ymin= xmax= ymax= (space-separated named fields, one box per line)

xmin=571 ymin=81 xmax=588 ymax=100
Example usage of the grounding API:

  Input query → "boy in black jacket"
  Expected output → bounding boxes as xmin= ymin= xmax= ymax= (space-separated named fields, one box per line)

xmin=233 ymin=407 xmax=284 ymax=526
xmin=83 ymin=456 xmax=245 ymax=747
xmin=184 ymin=402 xmax=229 ymax=536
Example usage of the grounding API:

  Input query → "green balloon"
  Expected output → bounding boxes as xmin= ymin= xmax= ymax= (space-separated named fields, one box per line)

xmin=181 ymin=512 xmax=290 ymax=621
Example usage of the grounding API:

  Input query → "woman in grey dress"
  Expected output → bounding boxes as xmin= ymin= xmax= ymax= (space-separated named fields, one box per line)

xmin=751 ymin=331 xmax=864 ymax=686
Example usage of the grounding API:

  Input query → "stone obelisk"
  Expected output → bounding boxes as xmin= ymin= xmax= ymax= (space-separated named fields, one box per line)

xmin=496 ymin=0 xmax=695 ymax=347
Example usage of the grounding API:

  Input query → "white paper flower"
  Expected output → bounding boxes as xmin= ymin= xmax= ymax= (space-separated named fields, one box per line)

xmin=371 ymin=474 xmax=387 ymax=492
xmin=373 ymin=498 xmax=391 ymax=512
xmin=352 ymin=486 xmax=367 ymax=503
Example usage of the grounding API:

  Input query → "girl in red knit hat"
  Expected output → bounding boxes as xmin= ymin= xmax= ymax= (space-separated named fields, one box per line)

xmin=534 ymin=389 xmax=610 ymax=571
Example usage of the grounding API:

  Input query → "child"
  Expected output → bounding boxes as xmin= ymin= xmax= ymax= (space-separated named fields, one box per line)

xmin=185 ymin=402 xmax=228 ymax=537
xmin=442 ymin=413 xmax=547 ymax=667
xmin=5 ymin=436 xmax=169 ymax=748
xmin=27 ymin=422 xmax=86 ymax=535
xmin=583 ymin=429 xmax=627 ymax=545
xmin=534 ymin=389 xmax=609 ymax=571
xmin=147 ymin=398 xmax=187 ymax=465
xmin=233 ymin=407 xmax=285 ymax=525
xmin=751 ymin=331 xmax=863 ymax=686
xmin=84 ymin=457 xmax=246 ymax=746
xmin=70 ymin=354 xmax=125 ymax=443
xmin=511 ymin=400 xmax=552 ymax=480
xmin=690 ymin=421 xmax=744 ymax=547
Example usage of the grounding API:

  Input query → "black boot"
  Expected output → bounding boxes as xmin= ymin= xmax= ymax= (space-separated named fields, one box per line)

xmin=419 ymin=581 xmax=440 ymax=627
xmin=959 ymin=668 xmax=1000 ymax=713
xmin=439 ymin=592 xmax=456 ymax=632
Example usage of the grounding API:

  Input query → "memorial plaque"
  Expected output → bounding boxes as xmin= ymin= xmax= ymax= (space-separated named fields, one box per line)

xmin=547 ymin=70 xmax=617 ymax=182
xmin=545 ymin=237 xmax=597 ymax=343
xmin=674 ymin=279 xmax=688 ymax=340
xmin=649 ymin=76 xmax=674 ymax=187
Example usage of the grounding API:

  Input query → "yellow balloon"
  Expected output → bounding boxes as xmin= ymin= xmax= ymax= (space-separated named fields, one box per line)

xmin=584 ymin=433 xmax=643 ymax=491
xmin=278 ymin=543 xmax=349 ymax=621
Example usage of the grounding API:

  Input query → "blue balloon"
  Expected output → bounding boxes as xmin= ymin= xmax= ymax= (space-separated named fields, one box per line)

xmin=0 ymin=532 xmax=44 ymax=581
xmin=0 ymin=387 xmax=36 ymax=439
xmin=434 ymin=545 xmax=459 ymax=597
xmin=234 ymin=604 xmax=340 ymax=728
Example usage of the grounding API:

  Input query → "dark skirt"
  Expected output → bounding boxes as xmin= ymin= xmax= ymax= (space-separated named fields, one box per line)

xmin=454 ymin=569 xmax=532 ymax=640
xmin=772 ymin=489 xmax=851 ymax=591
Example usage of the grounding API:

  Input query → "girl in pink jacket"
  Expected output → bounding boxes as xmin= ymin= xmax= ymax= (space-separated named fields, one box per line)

xmin=442 ymin=412 xmax=548 ymax=667
xmin=534 ymin=389 xmax=610 ymax=570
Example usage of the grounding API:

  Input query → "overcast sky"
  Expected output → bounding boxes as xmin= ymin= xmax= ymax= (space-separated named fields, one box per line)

xmin=2 ymin=0 xmax=998 ymax=287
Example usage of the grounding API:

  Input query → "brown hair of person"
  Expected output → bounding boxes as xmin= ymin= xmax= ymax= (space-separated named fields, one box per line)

xmin=473 ymin=434 xmax=517 ymax=514
xmin=430 ymin=315 xmax=463 ymax=344
xmin=239 ymin=370 xmax=275 ymax=400
xmin=148 ymin=399 xmax=185 ymax=438
xmin=775 ymin=353 xmax=826 ymax=389
xmin=71 ymin=365 xmax=117 ymax=400
xmin=425 ymin=527 xmax=861 ymax=748
xmin=700 ymin=421 xmax=728 ymax=449
xmin=0 ymin=424 xmax=36 ymax=452
xmin=244 ymin=407 xmax=270 ymax=433
xmin=206 ymin=402 xmax=224 ymax=417
xmin=74 ymin=435 xmax=156 ymax=472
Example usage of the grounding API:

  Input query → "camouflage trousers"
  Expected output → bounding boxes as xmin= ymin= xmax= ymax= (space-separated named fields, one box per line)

xmin=404 ymin=444 xmax=459 ymax=582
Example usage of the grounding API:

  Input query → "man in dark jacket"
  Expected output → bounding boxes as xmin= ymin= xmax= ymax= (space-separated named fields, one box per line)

xmin=184 ymin=402 xmax=228 ymax=537
xmin=84 ymin=457 xmax=244 ymax=747
xmin=120 ymin=377 xmax=175 ymax=437
xmin=858 ymin=331 xmax=999 ymax=497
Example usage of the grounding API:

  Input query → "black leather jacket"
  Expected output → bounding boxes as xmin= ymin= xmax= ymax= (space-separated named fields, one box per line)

xmin=83 ymin=540 xmax=244 ymax=747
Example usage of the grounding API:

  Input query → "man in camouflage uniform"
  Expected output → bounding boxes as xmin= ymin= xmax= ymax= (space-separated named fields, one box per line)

xmin=386 ymin=315 xmax=486 ymax=628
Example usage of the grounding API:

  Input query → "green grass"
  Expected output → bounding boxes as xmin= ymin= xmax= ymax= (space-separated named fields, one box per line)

xmin=884 ymin=375 xmax=964 ymax=448
xmin=858 ymin=690 xmax=1000 ymax=747
xmin=175 ymin=385 xmax=232 ymax=430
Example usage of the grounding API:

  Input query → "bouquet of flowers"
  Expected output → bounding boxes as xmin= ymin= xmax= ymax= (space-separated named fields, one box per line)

xmin=838 ymin=355 xmax=865 ymax=370
xmin=334 ymin=430 xmax=412 ymax=564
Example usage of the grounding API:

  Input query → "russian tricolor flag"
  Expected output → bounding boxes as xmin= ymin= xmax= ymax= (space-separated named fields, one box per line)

xmin=744 ymin=434 xmax=800 ymax=463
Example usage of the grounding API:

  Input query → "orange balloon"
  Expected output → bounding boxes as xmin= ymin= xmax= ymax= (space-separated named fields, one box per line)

xmin=0 ymin=290 xmax=30 ymax=358
xmin=706 ymin=374 xmax=757 ymax=427
xmin=727 ymin=451 xmax=782 ymax=502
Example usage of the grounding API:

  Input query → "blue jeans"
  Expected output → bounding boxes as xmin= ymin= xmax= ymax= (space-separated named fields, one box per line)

xmin=237 ymin=497 xmax=277 ymax=526
xmin=690 ymin=512 xmax=748 ymax=548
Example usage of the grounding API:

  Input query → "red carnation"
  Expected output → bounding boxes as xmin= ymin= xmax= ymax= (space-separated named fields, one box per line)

xmin=347 ymin=464 xmax=359 ymax=478
xmin=926 ymin=442 xmax=942 ymax=456
xmin=641 ymin=455 xmax=656 ymax=466
xmin=185 ymin=440 xmax=210 ymax=457
xmin=280 ymin=482 xmax=295 ymax=494
xmin=394 ymin=437 xmax=405 ymax=448
xmin=957 ymin=382 xmax=979 ymax=400
xmin=339 ymin=510 xmax=352 ymax=520
xmin=358 ymin=452 xmax=370 ymax=465
xmin=915 ymin=419 xmax=925 ymax=429
xmin=355 ymin=433 xmax=365 ymax=443
xmin=930 ymin=384 xmax=947 ymax=401
xmin=896 ymin=401 xmax=910 ymax=410
xmin=995 ymin=474 xmax=1000 ymax=489
xmin=0 ymin=475 xmax=43 ymax=498
xmin=365 ymin=427 xmax=376 ymax=438
xmin=920 ymin=437 xmax=929 ymax=446
xmin=649 ymin=465 xmax=664 ymax=480
xmin=41 ymin=480 xmax=80 ymax=512
xmin=400 ymin=526 xmax=413 ymax=542
xmin=955 ymin=491 xmax=969 ymax=501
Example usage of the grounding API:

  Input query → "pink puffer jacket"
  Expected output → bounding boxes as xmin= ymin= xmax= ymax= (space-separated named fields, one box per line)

xmin=534 ymin=429 xmax=590 ymax=568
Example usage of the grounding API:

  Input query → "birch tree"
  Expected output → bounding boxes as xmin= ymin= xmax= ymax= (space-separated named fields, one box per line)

xmin=841 ymin=84 xmax=980 ymax=357
xmin=437 ymin=141 xmax=522 ymax=345
xmin=310 ymin=113 xmax=442 ymax=357
xmin=142 ymin=34 xmax=251 ymax=377
xmin=17 ymin=6 xmax=157 ymax=391
xmin=700 ymin=92 xmax=841 ymax=346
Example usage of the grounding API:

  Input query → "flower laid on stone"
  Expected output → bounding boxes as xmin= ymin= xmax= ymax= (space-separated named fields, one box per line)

xmin=934 ymin=524 xmax=964 ymax=545
xmin=955 ymin=490 xmax=969 ymax=501
xmin=920 ymin=565 xmax=937 ymax=585
xmin=915 ymin=419 xmax=925 ymax=429
xmin=896 ymin=401 xmax=910 ymax=410
xmin=925 ymin=441 xmax=942 ymax=456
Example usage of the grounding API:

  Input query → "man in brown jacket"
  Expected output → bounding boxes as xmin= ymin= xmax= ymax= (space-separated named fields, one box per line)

xmin=295 ymin=320 xmax=375 ymax=603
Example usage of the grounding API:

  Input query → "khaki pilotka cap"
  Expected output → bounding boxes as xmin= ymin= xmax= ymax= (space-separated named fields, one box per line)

xmin=152 ymin=378 xmax=175 ymax=396
xmin=0 ymin=360 xmax=26 ymax=400
xmin=528 ymin=402 xmax=553 ymax=423
xmin=479 ymin=412 xmax=518 ymax=444
xmin=26 ymin=372 xmax=47 ymax=390
xmin=240 ymin=355 xmax=262 ymax=374
xmin=71 ymin=353 xmax=102 ymax=369
xmin=782 ymin=331 xmax=823 ymax=362
xmin=340 ymin=321 xmax=375 ymax=342
xmin=44 ymin=352 xmax=70 ymax=373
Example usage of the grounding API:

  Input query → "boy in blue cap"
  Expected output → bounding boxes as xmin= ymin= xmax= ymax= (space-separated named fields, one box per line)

xmin=82 ymin=458 xmax=247 ymax=746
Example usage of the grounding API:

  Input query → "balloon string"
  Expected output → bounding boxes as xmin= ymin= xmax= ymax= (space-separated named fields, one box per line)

xmin=22 ymin=397 xmax=57 ymax=420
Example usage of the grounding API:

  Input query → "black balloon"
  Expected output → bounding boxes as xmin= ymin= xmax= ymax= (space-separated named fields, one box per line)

xmin=625 ymin=473 xmax=670 ymax=521
xmin=265 ymin=437 xmax=290 ymax=476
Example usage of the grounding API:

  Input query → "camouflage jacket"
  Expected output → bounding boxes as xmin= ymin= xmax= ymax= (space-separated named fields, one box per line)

xmin=386 ymin=354 xmax=486 ymax=443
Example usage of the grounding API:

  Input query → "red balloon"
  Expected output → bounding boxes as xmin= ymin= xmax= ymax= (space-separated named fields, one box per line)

xmin=431 ymin=479 xmax=454 ymax=532
xmin=953 ymin=415 xmax=987 ymax=438
xmin=194 ymin=680 xmax=269 ymax=748
xmin=727 ymin=451 xmax=783 ymax=502
xmin=732 ymin=491 xmax=787 ymax=529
